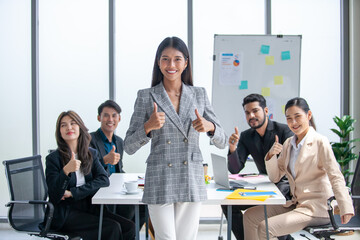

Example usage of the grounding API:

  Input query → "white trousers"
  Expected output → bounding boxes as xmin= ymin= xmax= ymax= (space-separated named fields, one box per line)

xmin=148 ymin=202 xmax=202 ymax=240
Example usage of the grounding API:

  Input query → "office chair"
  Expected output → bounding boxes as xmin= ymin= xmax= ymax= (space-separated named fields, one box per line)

xmin=305 ymin=153 xmax=360 ymax=240
xmin=3 ymin=155 xmax=70 ymax=239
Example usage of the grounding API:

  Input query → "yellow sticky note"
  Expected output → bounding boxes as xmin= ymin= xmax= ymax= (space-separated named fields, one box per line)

xmin=274 ymin=76 xmax=283 ymax=85
xmin=261 ymin=87 xmax=270 ymax=97
xmin=282 ymin=105 xmax=285 ymax=114
xmin=265 ymin=56 xmax=274 ymax=65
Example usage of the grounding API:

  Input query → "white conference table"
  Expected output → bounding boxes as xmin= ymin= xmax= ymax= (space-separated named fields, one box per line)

xmin=92 ymin=173 xmax=286 ymax=240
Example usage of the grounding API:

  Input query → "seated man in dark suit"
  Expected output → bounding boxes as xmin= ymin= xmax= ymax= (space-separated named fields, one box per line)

xmin=222 ymin=94 xmax=294 ymax=240
xmin=90 ymin=100 xmax=146 ymax=231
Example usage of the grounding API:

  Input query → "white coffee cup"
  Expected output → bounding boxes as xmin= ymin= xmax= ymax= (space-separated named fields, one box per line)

xmin=124 ymin=181 xmax=138 ymax=193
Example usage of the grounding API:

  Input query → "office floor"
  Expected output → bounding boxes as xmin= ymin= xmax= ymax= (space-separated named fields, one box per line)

xmin=1 ymin=222 xmax=359 ymax=240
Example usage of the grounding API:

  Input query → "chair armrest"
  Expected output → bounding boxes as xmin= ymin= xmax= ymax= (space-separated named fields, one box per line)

xmin=5 ymin=200 xmax=49 ymax=207
xmin=326 ymin=196 xmax=339 ymax=230
xmin=5 ymin=200 xmax=54 ymax=237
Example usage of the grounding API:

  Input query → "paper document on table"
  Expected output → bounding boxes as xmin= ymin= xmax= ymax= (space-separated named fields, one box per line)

xmin=226 ymin=189 xmax=275 ymax=201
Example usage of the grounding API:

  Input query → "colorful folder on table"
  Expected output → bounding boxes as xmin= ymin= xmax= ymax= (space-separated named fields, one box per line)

xmin=226 ymin=189 xmax=276 ymax=201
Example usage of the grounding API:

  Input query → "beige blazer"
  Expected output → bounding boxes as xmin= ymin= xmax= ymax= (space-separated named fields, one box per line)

xmin=265 ymin=127 xmax=354 ymax=218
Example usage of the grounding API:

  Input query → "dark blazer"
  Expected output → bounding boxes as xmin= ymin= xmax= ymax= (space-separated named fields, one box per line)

xmin=45 ymin=148 xmax=109 ymax=230
xmin=90 ymin=129 xmax=125 ymax=174
xmin=228 ymin=120 xmax=293 ymax=199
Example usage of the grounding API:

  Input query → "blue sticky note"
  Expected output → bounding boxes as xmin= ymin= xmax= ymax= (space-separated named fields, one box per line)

xmin=260 ymin=45 xmax=270 ymax=54
xmin=239 ymin=80 xmax=248 ymax=90
xmin=281 ymin=51 xmax=291 ymax=60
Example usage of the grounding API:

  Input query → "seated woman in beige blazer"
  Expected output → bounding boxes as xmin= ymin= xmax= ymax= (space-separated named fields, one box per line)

xmin=243 ymin=97 xmax=354 ymax=240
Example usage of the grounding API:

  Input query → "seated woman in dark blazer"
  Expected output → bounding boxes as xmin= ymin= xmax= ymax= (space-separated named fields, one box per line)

xmin=46 ymin=110 xmax=135 ymax=240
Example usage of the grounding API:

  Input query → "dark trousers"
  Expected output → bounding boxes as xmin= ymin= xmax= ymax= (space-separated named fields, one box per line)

xmin=221 ymin=205 xmax=292 ymax=240
xmin=111 ymin=204 xmax=147 ymax=230
xmin=61 ymin=206 xmax=135 ymax=240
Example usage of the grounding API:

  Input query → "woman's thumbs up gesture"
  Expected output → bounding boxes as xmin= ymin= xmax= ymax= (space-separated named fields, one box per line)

xmin=63 ymin=152 xmax=81 ymax=175
xmin=144 ymin=102 xmax=166 ymax=134
xmin=266 ymin=135 xmax=283 ymax=160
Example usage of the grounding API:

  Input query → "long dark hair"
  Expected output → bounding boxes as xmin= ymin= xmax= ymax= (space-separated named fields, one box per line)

xmin=151 ymin=36 xmax=193 ymax=87
xmin=55 ymin=111 xmax=92 ymax=175
xmin=285 ymin=97 xmax=316 ymax=130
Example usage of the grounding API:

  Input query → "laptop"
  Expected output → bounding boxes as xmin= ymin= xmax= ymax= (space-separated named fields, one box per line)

xmin=211 ymin=153 xmax=256 ymax=190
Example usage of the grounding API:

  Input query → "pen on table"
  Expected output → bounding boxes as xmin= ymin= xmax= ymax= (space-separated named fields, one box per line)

xmin=238 ymin=173 xmax=259 ymax=177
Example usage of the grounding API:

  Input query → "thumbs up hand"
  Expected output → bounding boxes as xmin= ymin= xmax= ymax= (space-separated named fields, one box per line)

xmin=266 ymin=135 xmax=283 ymax=160
xmin=229 ymin=127 xmax=240 ymax=153
xmin=144 ymin=102 xmax=166 ymax=135
xmin=103 ymin=145 xmax=121 ymax=165
xmin=63 ymin=152 xmax=81 ymax=175
xmin=192 ymin=109 xmax=215 ymax=133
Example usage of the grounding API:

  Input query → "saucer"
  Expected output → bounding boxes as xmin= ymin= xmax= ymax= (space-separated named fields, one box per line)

xmin=122 ymin=189 xmax=141 ymax=195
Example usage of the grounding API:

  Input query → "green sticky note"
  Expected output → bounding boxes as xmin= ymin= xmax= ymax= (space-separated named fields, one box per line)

xmin=274 ymin=76 xmax=283 ymax=85
xmin=260 ymin=45 xmax=270 ymax=54
xmin=282 ymin=105 xmax=285 ymax=114
xmin=239 ymin=80 xmax=248 ymax=90
xmin=281 ymin=51 xmax=291 ymax=60
xmin=261 ymin=87 xmax=270 ymax=97
xmin=265 ymin=56 xmax=274 ymax=65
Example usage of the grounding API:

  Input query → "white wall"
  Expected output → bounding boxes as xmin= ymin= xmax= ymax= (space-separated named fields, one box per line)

xmin=38 ymin=0 xmax=109 ymax=160
xmin=0 ymin=0 xmax=32 ymax=217
xmin=350 ymin=0 xmax=360 ymax=167
xmin=272 ymin=0 xmax=341 ymax=142
xmin=114 ymin=0 xmax=189 ymax=173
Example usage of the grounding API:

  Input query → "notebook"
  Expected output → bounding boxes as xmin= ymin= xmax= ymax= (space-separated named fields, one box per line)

xmin=211 ymin=153 xmax=256 ymax=190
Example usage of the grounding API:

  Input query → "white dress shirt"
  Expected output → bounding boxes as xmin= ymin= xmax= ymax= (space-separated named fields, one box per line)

xmin=74 ymin=153 xmax=85 ymax=187
xmin=289 ymin=133 xmax=308 ymax=179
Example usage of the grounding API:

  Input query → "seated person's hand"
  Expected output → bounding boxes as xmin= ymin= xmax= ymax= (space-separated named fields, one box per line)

xmin=341 ymin=213 xmax=353 ymax=224
xmin=63 ymin=152 xmax=81 ymax=175
xmin=266 ymin=135 xmax=283 ymax=160
xmin=61 ymin=190 xmax=72 ymax=200
xmin=103 ymin=145 xmax=120 ymax=165
xmin=229 ymin=127 xmax=239 ymax=153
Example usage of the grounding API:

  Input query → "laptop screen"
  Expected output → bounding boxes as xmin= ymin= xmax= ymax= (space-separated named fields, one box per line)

xmin=211 ymin=153 xmax=255 ymax=190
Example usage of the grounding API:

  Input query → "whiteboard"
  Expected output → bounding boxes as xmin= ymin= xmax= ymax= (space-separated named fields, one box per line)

xmin=211 ymin=34 xmax=301 ymax=136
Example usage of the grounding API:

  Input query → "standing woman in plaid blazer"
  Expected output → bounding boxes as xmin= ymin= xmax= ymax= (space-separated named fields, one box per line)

xmin=124 ymin=36 xmax=227 ymax=240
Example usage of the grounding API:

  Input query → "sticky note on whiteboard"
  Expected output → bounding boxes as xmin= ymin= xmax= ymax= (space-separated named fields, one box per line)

xmin=239 ymin=80 xmax=248 ymax=90
xmin=265 ymin=56 xmax=274 ymax=65
xmin=261 ymin=87 xmax=270 ymax=96
xmin=282 ymin=105 xmax=285 ymax=114
xmin=260 ymin=45 xmax=270 ymax=54
xmin=274 ymin=76 xmax=284 ymax=85
xmin=281 ymin=51 xmax=291 ymax=60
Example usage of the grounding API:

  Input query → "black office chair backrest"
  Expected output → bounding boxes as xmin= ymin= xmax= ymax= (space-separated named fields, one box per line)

xmin=351 ymin=152 xmax=360 ymax=215
xmin=3 ymin=155 xmax=48 ymax=231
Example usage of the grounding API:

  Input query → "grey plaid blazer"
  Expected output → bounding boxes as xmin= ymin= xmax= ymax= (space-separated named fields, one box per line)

xmin=124 ymin=82 xmax=226 ymax=204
